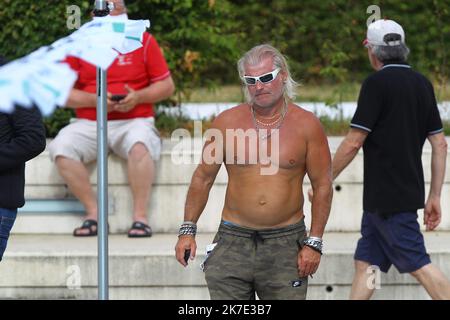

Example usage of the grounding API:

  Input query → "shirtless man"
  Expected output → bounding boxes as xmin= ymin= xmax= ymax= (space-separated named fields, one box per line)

xmin=175 ymin=44 xmax=332 ymax=300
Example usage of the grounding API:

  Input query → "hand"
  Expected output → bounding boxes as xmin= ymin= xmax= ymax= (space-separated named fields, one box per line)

xmin=106 ymin=92 xmax=119 ymax=113
xmin=113 ymin=84 xmax=140 ymax=113
xmin=424 ymin=195 xmax=442 ymax=231
xmin=307 ymin=188 xmax=313 ymax=203
xmin=298 ymin=245 xmax=321 ymax=278
xmin=175 ymin=235 xmax=197 ymax=267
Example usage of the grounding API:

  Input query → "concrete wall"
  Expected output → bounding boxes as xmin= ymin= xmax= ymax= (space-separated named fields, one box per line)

xmin=15 ymin=137 xmax=450 ymax=234
xmin=2 ymin=232 xmax=449 ymax=299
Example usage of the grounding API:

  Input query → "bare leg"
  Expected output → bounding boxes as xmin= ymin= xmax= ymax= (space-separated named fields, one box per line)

xmin=55 ymin=156 xmax=97 ymax=235
xmin=350 ymin=260 xmax=376 ymax=300
xmin=411 ymin=263 xmax=450 ymax=300
xmin=127 ymin=143 xmax=155 ymax=235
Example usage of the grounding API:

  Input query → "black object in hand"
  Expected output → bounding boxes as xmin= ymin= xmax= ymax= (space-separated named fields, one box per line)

xmin=111 ymin=94 xmax=126 ymax=102
xmin=184 ymin=250 xmax=191 ymax=264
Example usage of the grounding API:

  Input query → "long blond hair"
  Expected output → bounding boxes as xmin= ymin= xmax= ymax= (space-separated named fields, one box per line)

xmin=237 ymin=44 xmax=298 ymax=103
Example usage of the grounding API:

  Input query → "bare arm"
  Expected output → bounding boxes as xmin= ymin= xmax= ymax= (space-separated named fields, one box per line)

xmin=175 ymin=125 xmax=223 ymax=267
xmin=184 ymin=117 xmax=225 ymax=223
xmin=65 ymin=89 xmax=97 ymax=109
xmin=113 ymin=76 xmax=175 ymax=113
xmin=332 ymin=128 xmax=368 ymax=180
xmin=299 ymin=116 xmax=333 ymax=278
xmin=424 ymin=132 xmax=448 ymax=231
xmin=428 ymin=132 xmax=447 ymax=198
xmin=184 ymin=161 xmax=222 ymax=223
xmin=135 ymin=76 xmax=175 ymax=104
xmin=65 ymin=76 xmax=175 ymax=111
xmin=306 ymin=119 xmax=333 ymax=238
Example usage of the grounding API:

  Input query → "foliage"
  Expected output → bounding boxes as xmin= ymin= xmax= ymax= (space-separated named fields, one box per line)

xmin=228 ymin=0 xmax=450 ymax=104
xmin=126 ymin=0 xmax=240 ymax=104
xmin=444 ymin=121 xmax=450 ymax=136
xmin=42 ymin=108 xmax=75 ymax=138
xmin=1 ymin=0 xmax=448 ymax=136
xmin=154 ymin=107 xmax=191 ymax=137
xmin=0 ymin=0 xmax=92 ymax=60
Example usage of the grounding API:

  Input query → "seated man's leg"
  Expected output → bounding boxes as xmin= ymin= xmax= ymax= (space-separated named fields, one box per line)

xmin=48 ymin=119 xmax=98 ymax=235
xmin=109 ymin=117 xmax=161 ymax=236
xmin=128 ymin=143 xmax=154 ymax=223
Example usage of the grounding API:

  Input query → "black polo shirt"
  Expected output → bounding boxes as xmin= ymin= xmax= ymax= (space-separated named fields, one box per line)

xmin=351 ymin=61 xmax=443 ymax=213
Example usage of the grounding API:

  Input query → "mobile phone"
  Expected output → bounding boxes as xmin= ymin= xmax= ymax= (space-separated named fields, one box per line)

xmin=184 ymin=249 xmax=191 ymax=264
xmin=111 ymin=94 xmax=126 ymax=102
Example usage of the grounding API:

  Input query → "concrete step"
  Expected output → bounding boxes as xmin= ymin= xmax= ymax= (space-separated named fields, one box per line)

xmin=16 ymin=137 xmax=450 ymax=234
xmin=1 ymin=232 xmax=449 ymax=299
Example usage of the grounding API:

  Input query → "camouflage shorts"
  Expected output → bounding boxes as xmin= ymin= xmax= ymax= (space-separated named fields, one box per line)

xmin=203 ymin=219 xmax=307 ymax=300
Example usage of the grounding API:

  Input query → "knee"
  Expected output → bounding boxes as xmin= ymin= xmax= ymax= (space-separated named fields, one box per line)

xmin=410 ymin=267 xmax=426 ymax=281
xmin=55 ymin=155 xmax=81 ymax=170
xmin=50 ymin=139 xmax=79 ymax=164
xmin=354 ymin=260 xmax=371 ymax=274
xmin=55 ymin=155 xmax=70 ymax=168
xmin=129 ymin=143 xmax=149 ymax=161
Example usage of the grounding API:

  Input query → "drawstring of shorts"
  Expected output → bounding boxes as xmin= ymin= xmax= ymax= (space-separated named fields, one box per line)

xmin=251 ymin=231 xmax=264 ymax=248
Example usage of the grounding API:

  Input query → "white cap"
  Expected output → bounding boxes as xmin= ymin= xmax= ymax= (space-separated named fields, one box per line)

xmin=364 ymin=19 xmax=405 ymax=47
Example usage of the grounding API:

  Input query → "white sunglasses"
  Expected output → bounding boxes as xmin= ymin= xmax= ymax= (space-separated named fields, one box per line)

xmin=107 ymin=2 xmax=115 ymax=11
xmin=243 ymin=68 xmax=281 ymax=85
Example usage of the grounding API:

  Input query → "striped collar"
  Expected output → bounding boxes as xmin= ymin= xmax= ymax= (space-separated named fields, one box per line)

xmin=382 ymin=64 xmax=411 ymax=69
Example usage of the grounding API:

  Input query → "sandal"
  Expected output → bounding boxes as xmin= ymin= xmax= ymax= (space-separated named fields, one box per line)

xmin=128 ymin=221 xmax=152 ymax=238
xmin=73 ymin=219 xmax=98 ymax=237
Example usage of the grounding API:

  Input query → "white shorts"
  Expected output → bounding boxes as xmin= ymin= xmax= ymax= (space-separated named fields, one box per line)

xmin=48 ymin=117 xmax=162 ymax=163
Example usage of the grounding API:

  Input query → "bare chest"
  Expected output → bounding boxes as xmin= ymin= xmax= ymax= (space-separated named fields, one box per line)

xmin=222 ymin=126 xmax=306 ymax=170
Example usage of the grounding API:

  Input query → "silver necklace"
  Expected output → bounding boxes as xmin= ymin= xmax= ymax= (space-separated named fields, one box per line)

xmin=251 ymin=99 xmax=288 ymax=140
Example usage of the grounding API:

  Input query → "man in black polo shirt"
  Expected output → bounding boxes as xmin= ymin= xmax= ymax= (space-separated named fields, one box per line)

xmin=0 ymin=55 xmax=46 ymax=261
xmin=332 ymin=20 xmax=450 ymax=299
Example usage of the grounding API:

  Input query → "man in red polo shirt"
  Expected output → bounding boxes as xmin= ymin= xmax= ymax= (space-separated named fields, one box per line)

xmin=49 ymin=0 xmax=175 ymax=237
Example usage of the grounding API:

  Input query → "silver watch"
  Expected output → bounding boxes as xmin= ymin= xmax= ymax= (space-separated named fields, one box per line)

xmin=303 ymin=236 xmax=323 ymax=254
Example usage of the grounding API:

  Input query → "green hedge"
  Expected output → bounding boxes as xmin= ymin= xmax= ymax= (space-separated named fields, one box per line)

xmin=228 ymin=1 xmax=449 ymax=87
xmin=2 ymin=0 xmax=448 ymax=92
xmin=1 ymin=0 xmax=448 ymax=135
xmin=0 ymin=0 xmax=239 ymax=101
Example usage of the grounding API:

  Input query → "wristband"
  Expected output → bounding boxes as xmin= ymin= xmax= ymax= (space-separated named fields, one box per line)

xmin=303 ymin=236 xmax=323 ymax=255
xmin=178 ymin=222 xmax=197 ymax=237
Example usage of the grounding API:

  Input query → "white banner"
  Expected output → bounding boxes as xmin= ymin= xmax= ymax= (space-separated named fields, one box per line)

xmin=0 ymin=15 xmax=150 ymax=115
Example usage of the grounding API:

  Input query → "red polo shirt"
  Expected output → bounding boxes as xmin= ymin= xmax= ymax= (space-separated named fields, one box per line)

xmin=65 ymin=32 xmax=171 ymax=120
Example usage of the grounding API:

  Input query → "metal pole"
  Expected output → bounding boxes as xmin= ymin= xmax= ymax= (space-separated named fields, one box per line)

xmin=94 ymin=0 xmax=109 ymax=300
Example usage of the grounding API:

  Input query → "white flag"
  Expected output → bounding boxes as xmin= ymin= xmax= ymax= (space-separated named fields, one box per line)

xmin=0 ymin=15 xmax=150 ymax=115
